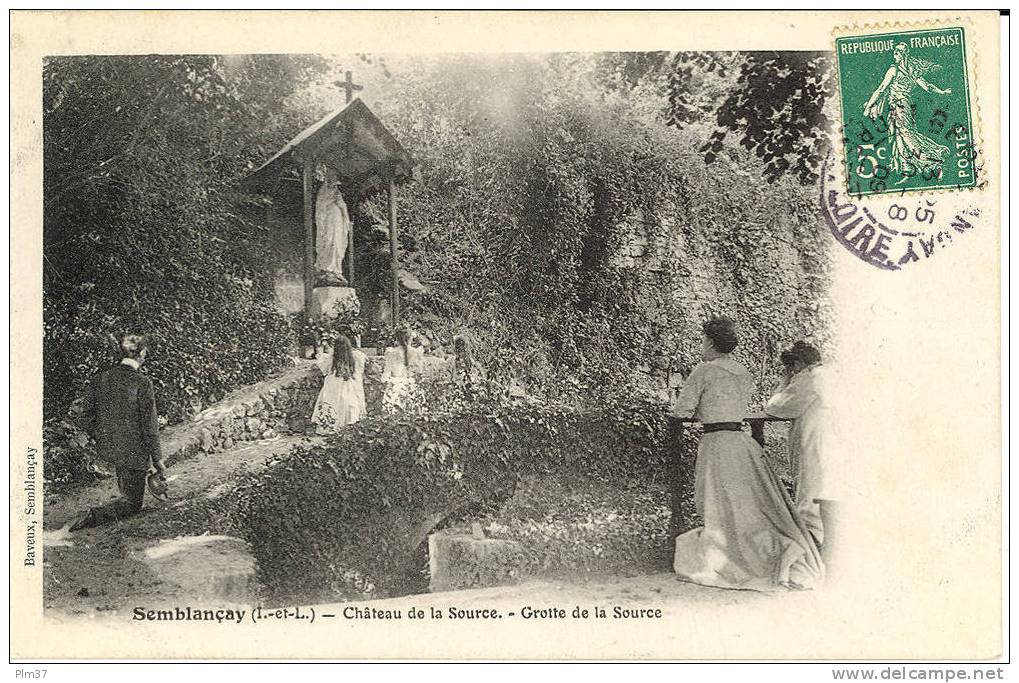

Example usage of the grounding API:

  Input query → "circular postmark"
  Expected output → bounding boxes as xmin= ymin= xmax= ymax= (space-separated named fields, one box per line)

xmin=820 ymin=158 xmax=982 ymax=271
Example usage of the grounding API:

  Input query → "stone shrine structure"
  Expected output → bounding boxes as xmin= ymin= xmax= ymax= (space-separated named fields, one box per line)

xmin=243 ymin=88 xmax=415 ymax=335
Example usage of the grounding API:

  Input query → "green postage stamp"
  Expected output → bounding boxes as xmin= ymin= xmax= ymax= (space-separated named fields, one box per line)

xmin=835 ymin=26 xmax=977 ymax=196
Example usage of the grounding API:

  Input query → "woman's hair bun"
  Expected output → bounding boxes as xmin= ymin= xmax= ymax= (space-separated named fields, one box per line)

xmin=702 ymin=316 xmax=738 ymax=354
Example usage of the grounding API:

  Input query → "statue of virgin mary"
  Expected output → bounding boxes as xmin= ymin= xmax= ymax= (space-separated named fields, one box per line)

xmin=314 ymin=166 xmax=351 ymax=287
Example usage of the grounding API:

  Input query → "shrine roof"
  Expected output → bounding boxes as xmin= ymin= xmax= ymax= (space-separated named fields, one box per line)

xmin=243 ymin=98 xmax=414 ymax=191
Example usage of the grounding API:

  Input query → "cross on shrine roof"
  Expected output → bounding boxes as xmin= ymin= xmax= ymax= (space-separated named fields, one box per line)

xmin=335 ymin=70 xmax=364 ymax=104
xmin=242 ymin=97 xmax=413 ymax=192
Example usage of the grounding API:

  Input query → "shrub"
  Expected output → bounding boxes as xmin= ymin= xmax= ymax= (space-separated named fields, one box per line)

xmin=224 ymin=396 xmax=672 ymax=605
xmin=42 ymin=417 xmax=105 ymax=487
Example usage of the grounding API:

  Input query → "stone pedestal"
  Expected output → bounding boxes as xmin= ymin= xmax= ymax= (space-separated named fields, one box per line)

xmin=428 ymin=531 xmax=526 ymax=593
xmin=310 ymin=286 xmax=358 ymax=322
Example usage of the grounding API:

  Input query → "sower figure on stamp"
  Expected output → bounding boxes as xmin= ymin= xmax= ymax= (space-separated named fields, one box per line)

xmin=863 ymin=42 xmax=952 ymax=183
xmin=70 ymin=334 xmax=166 ymax=531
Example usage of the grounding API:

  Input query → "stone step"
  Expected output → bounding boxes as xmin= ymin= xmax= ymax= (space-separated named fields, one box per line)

xmin=428 ymin=531 xmax=526 ymax=593
xmin=131 ymin=534 xmax=257 ymax=603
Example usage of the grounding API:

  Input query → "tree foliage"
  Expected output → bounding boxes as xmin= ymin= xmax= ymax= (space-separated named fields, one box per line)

xmin=704 ymin=51 xmax=835 ymax=184
xmin=600 ymin=51 xmax=835 ymax=184
xmin=43 ymin=54 xmax=328 ymax=424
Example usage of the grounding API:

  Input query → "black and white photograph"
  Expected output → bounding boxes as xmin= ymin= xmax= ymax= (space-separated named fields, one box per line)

xmin=10 ymin=9 xmax=1005 ymax=664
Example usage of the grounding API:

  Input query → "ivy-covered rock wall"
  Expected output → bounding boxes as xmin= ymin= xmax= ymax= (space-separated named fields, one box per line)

xmin=354 ymin=53 xmax=834 ymax=409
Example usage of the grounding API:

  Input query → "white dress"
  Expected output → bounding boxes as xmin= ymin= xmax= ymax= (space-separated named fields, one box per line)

xmin=381 ymin=346 xmax=423 ymax=413
xmin=766 ymin=364 xmax=840 ymax=531
xmin=311 ymin=349 xmax=366 ymax=434
xmin=671 ymin=356 xmax=824 ymax=591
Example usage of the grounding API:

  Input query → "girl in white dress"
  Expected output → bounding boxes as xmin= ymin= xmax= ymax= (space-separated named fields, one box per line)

xmin=311 ymin=334 xmax=366 ymax=434
xmin=381 ymin=326 xmax=423 ymax=413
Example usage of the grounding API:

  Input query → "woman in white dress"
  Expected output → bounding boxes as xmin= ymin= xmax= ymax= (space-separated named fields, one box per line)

xmin=381 ymin=326 xmax=423 ymax=414
xmin=311 ymin=334 xmax=366 ymax=434
xmin=671 ymin=317 xmax=823 ymax=591
xmin=766 ymin=341 xmax=841 ymax=570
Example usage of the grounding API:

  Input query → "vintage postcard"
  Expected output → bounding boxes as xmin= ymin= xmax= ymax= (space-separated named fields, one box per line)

xmin=10 ymin=10 xmax=1004 ymax=660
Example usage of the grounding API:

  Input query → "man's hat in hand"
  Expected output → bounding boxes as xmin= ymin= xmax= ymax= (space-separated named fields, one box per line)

xmin=147 ymin=471 xmax=169 ymax=501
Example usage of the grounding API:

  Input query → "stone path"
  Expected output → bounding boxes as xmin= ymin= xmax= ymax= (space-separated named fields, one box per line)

xmin=43 ymin=434 xmax=313 ymax=617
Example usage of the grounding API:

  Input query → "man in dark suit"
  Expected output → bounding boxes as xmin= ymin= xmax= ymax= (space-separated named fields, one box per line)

xmin=70 ymin=334 xmax=166 ymax=530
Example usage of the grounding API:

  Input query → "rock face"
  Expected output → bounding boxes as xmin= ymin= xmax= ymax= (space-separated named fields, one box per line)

xmin=428 ymin=532 xmax=526 ymax=593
